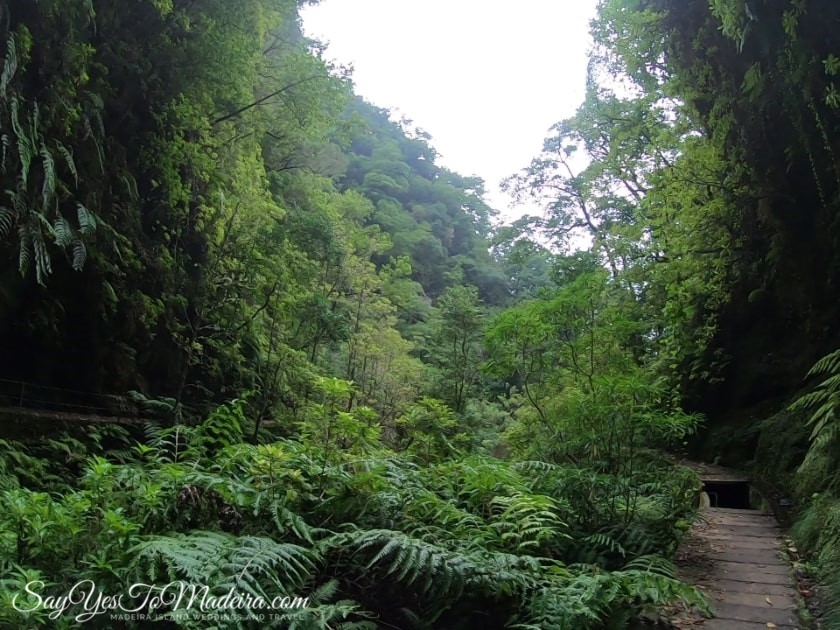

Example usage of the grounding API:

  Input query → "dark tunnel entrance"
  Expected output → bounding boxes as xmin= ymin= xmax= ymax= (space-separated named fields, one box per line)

xmin=702 ymin=480 xmax=753 ymax=509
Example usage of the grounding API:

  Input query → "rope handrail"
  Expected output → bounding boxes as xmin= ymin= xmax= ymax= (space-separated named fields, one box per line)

xmin=0 ymin=406 xmax=145 ymax=426
xmin=0 ymin=379 xmax=148 ymax=420
xmin=7 ymin=396 xmax=132 ymax=413
xmin=0 ymin=377 xmax=130 ymax=399
xmin=0 ymin=379 xmax=199 ymax=426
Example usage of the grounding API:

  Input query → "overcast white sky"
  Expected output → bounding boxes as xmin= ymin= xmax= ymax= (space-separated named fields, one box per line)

xmin=301 ymin=0 xmax=599 ymax=221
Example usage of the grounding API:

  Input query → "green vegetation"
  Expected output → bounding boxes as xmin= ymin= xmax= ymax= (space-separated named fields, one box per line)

xmin=2 ymin=0 xmax=840 ymax=627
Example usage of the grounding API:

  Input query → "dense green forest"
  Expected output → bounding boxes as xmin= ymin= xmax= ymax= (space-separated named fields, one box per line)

xmin=1 ymin=0 xmax=840 ymax=627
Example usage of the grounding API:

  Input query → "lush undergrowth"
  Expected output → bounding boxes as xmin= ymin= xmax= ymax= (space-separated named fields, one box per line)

xmin=792 ymin=495 xmax=840 ymax=628
xmin=785 ymin=349 xmax=840 ymax=628
xmin=0 ymin=401 xmax=707 ymax=629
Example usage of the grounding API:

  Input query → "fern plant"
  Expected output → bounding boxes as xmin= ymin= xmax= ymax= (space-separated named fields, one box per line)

xmin=789 ymin=348 xmax=840 ymax=493
xmin=0 ymin=391 xmax=708 ymax=630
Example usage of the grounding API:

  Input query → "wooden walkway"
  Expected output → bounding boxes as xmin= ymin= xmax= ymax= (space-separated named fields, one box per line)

xmin=671 ymin=505 xmax=802 ymax=628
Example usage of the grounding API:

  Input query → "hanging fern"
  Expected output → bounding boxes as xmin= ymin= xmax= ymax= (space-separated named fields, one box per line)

xmin=71 ymin=240 xmax=86 ymax=271
xmin=52 ymin=216 xmax=73 ymax=248
xmin=76 ymin=203 xmax=96 ymax=234
xmin=55 ymin=141 xmax=77 ymax=184
xmin=0 ymin=32 xmax=102 ymax=285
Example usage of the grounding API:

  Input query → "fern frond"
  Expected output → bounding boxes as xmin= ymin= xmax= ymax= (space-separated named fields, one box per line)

xmin=621 ymin=554 xmax=677 ymax=578
xmin=76 ymin=204 xmax=96 ymax=234
xmin=489 ymin=492 xmax=569 ymax=552
xmin=402 ymin=488 xmax=483 ymax=537
xmin=39 ymin=143 xmax=55 ymax=210
xmin=340 ymin=529 xmax=470 ymax=598
xmin=582 ymin=532 xmax=627 ymax=558
xmin=17 ymin=225 xmax=31 ymax=275
xmin=264 ymin=500 xmax=316 ymax=544
xmin=1 ymin=34 xmax=17 ymax=96
xmin=55 ymin=141 xmax=77 ymax=185
xmin=513 ymin=460 xmax=559 ymax=475
xmin=52 ymin=216 xmax=73 ymax=248
xmin=120 ymin=174 xmax=139 ymax=200
xmin=0 ymin=133 xmax=8 ymax=172
xmin=132 ymin=392 xmax=179 ymax=423
xmin=807 ymin=349 xmax=840 ymax=377
xmin=0 ymin=206 xmax=14 ymax=238
xmin=85 ymin=89 xmax=105 ymax=111
xmin=276 ymin=589 xmax=377 ymax=630
xmin=32 ymin=231 xmax=52 ymax=285
xmin=133 ymin=531 xmax=226 ymax=582
xmin=133 ymin=531 xmax=316 ymax=592
xmin=71 ymin=240 xmax=86 ymax=271
xmin=814 ymin=374 xmax=840 ymax=393
xmin=791 ymin=349 xmax=840 ymax=490
xmin=224 ymin=535 xmax=315 ymax=587
xmin=792 ymin=390 xmax=831 ymax=411
xmin=10 ymin=97 xmax=32 ymax=187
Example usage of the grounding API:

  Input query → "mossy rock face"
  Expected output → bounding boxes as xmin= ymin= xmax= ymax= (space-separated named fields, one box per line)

xmin=751 ymin=408 xmax=810 ymax=496
xmin=688 ymin=412 xmax=760 ymax=467
xmin=689 ymin=399 xmax=809 ymax=491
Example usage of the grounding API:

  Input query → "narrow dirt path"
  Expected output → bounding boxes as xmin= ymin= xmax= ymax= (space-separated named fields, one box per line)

xmin=671 ymin=506 xmax=802 ymax=629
